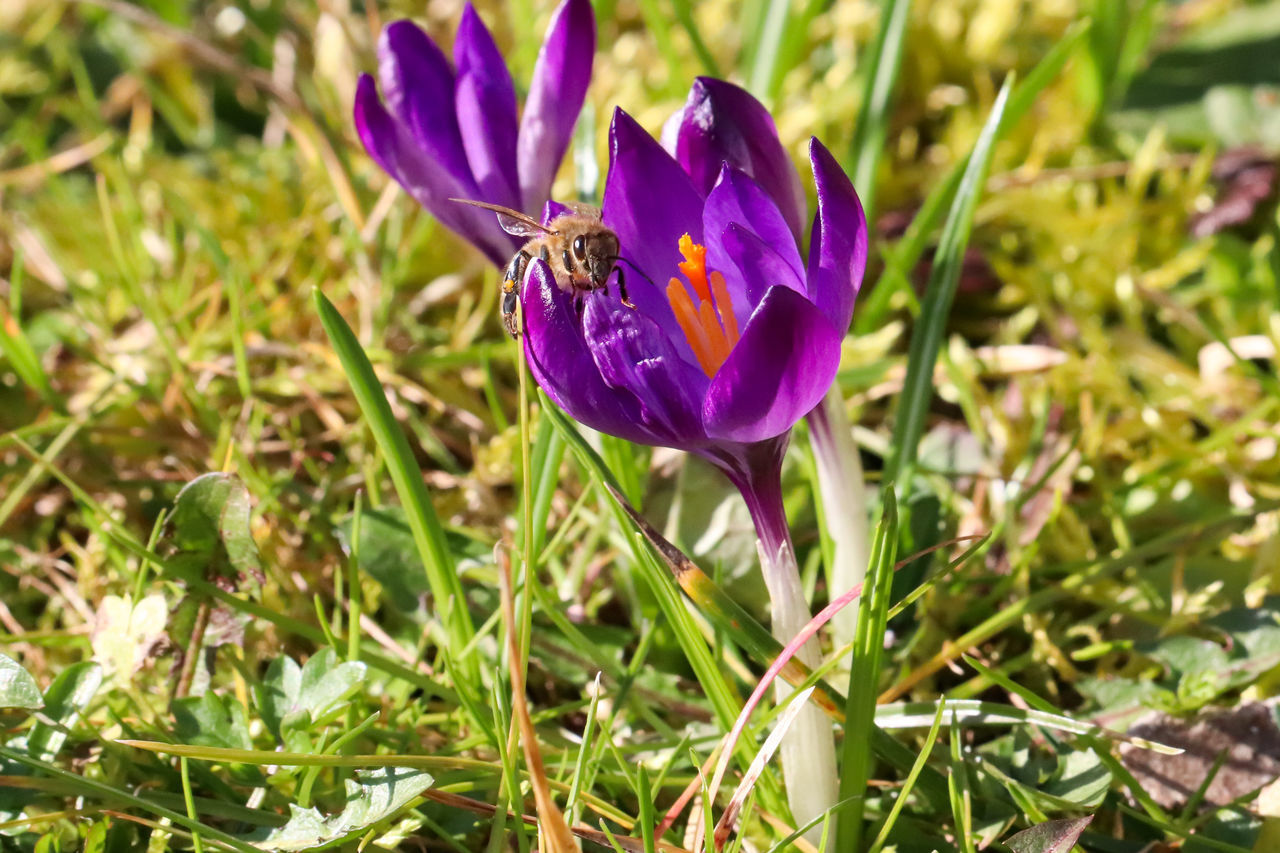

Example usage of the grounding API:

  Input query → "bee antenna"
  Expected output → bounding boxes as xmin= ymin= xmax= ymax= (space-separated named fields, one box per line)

xmin=609 ymin=256 xmax=656 ymax=288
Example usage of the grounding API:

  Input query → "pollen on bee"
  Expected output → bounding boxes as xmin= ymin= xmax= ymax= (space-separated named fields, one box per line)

xmin=666 ymin=234 xmax=740 ymax=377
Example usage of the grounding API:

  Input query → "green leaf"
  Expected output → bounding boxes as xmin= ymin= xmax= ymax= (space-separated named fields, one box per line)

xmin=259 ymin=656 xmax=303 ymax=739
xmin=248 ymin=767 xmax=434 ymax=851
xmin=82 ymin=820 xmax=109 ymax=853
xmin=259 ymin=650 xmax=366 ymax=738
xmin=27 ymin=661 xmax=103 ymax=763
xmin=1044 ymin=750 xmax=1110 ymax=809
xmin=1147 ymin=636 xmax=1230 ymax=679
xmin=1004 ymin=816 xmax=1093 ymax=853
xmin=335 ymin=507 xmax=429 ymax=609
xmin=1111 ymin=0 xmax=1280 ymax=147
xmin=167 ymin=473 xmax=263 ymax=592
xmin=297 ymin=650 xmax=365 ymax=726
xmin=1208 ymin=601 xmax=1280 ymax=660
xmin=172 ymin=691 xmax=253 ymax=752
xmin=0 ymin=652 xmax=42 ymax=713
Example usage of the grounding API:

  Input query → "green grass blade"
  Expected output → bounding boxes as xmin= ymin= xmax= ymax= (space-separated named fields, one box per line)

xmin=876 ymin=698 xmax=1180 ymax=754
xmin=526 ymin=411 xmax=565 ymax=558
xmin=671 ymin=0 xmax=722 ymax=77
xmin=746 ymin=0 xmax=791 ymax=102
xmin=837 ymin=487 xmax=898 ymax=851
xmin=949 ymin=719 xmax=975 ymax=853
xmin=115 ymin=740 xmax=635 ymax=827
xmin=0 ymin=747 xmax=260 ymax=853
xmin=849 ymin=0 xmax=914 ymax=222
xmin=0 ymin=255 xmax=56 ymax=403
xmin=866 ymin=699 xmax=945 ymax=853
xmin=313 ymin=290 xmax=477 ymax=681
xmin=882 ymin=76 xmax=1013 ymax=491
xmin=635 ymin=0 xmax=687 ymax=98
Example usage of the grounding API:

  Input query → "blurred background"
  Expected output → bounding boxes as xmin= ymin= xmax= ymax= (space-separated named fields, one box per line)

xmin=4 ymin=0 xmax=1280 ymax=850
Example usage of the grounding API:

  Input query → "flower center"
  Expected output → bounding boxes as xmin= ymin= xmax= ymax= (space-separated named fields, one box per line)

xmin=665 ymin=234 xmax=740 ymax=377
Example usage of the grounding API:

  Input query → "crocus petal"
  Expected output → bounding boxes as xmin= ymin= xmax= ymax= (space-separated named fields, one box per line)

xmin=354 ymin=75 xmax=512 ymax=266
xmin=703 ymin=165 xmax=806 ymax=292
xmin=702 ymin=286 xmax=842 ymax=443
xmin=714 ymin=223 xmax=806 ymax=330
xmin=517 ymin=0 xmax=595 ymax=212
xmin=583 ymin=293 xmax=709 ymax=446
xmin=601 ymin=108 xmax=705 ymax=363
xmin=541 ymin=199 xmax=574 ymax=224
xmin=377 ymin=21 xmax=472 ymax=188
xmin=806 ymin=137 xmax=868 ymax=333
xmin=454 ymin=5 xmax=521 ymax=208
xmin=669 ymin=78 xmax=807 ymax=242
xmin=521 ymin=262 xmax=659 ymax=445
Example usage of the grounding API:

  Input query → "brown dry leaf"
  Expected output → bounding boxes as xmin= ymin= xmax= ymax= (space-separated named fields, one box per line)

xmin=498 ymin=549 xmax=580 ymax=853
xmin=1120 ymin=702 xmax=1280 ymax=811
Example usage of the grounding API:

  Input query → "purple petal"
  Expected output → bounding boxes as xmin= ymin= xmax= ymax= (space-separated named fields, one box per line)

xmin=377 ymin=21 xmax=472 ymax=188
xmin=703 ymin=165 xmax=805 ymax=297
xmin=517 ymin=0 xmax=595 ymax=212
xmin=583 ymin=292 xmax=710 ymax=447
xmin=521 ymin=261 xmax=659 ymax=445
xmin=669 ymin=78 xmax=806 ymax=241
xmin=713 ymin=223 xmax=805 ymax=330
xmin=453 ymin=5 xmax=521 ymax=208
xmin=354 ymin=75 xmax=513 ymax=266
xmin=541 ymin=199 xmax=574 ymax=224
xmin=601 ymin=108 xmax=705 ymax=363
xmin=702 ymin=286 xmax=841 ymax=443
xmin=806 ymin=137 xmax=868 ymax=333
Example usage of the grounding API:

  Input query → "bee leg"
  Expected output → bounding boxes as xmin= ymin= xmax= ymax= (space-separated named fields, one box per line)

xmin=617 ymin=266 xmax=637 ymax=309
xmin=501 ymin=250 xmax=531 ymax=338
xmin=501 ymin=281 xmax=521 ymax=338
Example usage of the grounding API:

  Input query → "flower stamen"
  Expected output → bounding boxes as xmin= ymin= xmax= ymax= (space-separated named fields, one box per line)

xmin=666 ymin=233 xmax=740 ymax=377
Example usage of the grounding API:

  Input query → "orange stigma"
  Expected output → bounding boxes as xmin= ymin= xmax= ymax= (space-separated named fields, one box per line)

xmin=666 ymin=234 xmax=740 ymax=377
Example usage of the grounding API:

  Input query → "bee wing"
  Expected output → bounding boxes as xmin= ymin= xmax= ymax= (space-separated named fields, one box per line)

xmin=449 ymin=198 xmax=552 ymax=237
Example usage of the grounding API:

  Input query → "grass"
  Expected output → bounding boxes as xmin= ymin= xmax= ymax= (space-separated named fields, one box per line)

xmin=4 ymin=0 xmax=1280 ymax=851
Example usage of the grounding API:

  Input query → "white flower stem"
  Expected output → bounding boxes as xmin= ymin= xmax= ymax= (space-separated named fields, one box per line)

xmin=806 ymin=388 xmax=870 ymax=652
xmin=757 ymin=538 xmax=839 ymax=850
xmin=706 ymin=438 xmax=837 ymax=850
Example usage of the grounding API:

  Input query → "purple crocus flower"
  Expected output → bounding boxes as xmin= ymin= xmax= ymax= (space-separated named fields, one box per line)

xmin=519 ymin=80 xmax=866 ymax=844
xmin=353 ymin=0 xmax=595 ymax=267
xmin=521 ymin=101 xmax=867 ymax=479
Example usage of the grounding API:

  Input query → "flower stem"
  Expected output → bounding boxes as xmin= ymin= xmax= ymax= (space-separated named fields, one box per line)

xmin=704 ymin=438 xmax=838 ymax=849
xmin=806 ymin=388 xmax=870 ymax=652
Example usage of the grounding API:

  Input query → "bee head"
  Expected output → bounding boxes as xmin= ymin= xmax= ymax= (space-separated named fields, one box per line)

xmin=587 ymin=230 xmax=620 ymax=289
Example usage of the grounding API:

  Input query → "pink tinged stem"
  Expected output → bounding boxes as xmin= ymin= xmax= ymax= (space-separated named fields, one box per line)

xmin=806 ymin=389 xmax=870 ymax=653
xmin=705 ymin=439 xmax=837 ymax=851
xmin=700 ymin=552 xmax=872 ymax=852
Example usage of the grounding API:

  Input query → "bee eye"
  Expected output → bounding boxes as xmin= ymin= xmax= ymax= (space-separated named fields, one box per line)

xmin=572 ymin=235 xmax=586 ymax=261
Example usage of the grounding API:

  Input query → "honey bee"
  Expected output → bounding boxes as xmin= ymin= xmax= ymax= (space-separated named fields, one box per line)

xmin=451 ymin=199 xmax=635 ymax=337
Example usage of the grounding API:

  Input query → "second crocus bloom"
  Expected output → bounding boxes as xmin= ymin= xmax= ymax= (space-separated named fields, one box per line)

xmin=353 ymin=0 xmax=595 ymax=267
